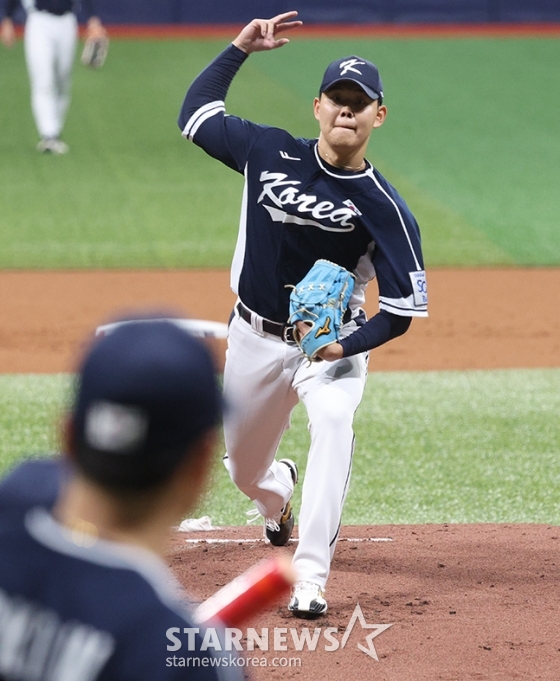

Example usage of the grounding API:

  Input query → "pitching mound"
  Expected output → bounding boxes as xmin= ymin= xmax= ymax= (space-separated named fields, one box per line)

xmin=168 ymin=523 xmax=559 ymax=680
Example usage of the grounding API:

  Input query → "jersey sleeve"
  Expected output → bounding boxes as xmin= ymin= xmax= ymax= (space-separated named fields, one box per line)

xmin=366 ymin=171 xmax=428 ymax=318
xmin=0 ymin=458 xmax=65 ymax=513
xmin=178 ymin=44 xmax=269 ymax=173
xmin=339 ymin=310 xmax=411 ymax=357
xmin=340 ymin=174 xmax=428 ymax=357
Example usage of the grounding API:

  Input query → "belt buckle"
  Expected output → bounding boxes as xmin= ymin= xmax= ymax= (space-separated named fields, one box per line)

xmin=282 ymin=325 xmax=297 ymax=345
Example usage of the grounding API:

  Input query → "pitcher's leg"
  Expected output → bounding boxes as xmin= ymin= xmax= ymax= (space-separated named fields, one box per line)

xmin=223 ymin=315 xmax=299 ymax=519
xmin=292 ymin=354 xmax=368 ymax=589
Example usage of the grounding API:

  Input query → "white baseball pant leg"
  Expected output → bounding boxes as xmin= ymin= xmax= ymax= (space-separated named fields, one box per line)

xmin=24 ymin=11 xmax=77 ymax=139
xmin=223 ymin=312 xmax=300 ymax=520
xmin=292 ymin=350 xmax=368 ymax=589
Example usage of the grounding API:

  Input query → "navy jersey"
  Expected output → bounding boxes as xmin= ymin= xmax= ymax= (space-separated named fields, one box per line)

xmin=178 ymin=45 xmax=427 ymax=356
xmin=0 ymin=508 xmax=243 ymax=681
xmin=0 ymin=0 xmax=94 ymax=20
xmin=0 ymin=457 xmax=63 ymax=514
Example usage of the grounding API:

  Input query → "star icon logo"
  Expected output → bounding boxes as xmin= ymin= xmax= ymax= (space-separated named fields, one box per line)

xmin=340 ymin=604 xmax=392 ymax=661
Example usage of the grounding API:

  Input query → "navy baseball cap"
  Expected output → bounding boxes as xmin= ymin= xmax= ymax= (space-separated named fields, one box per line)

xmin=320 ymin=56 xmax=384 ymax=102
xmin=72 ymin=317 xmax=223 ymax=489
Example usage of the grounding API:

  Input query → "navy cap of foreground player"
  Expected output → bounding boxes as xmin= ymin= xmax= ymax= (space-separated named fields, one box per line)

xmin=72 ymin=318 xmax=223 ymax=490
xmin=319 ymin=55 xmax=384 ymax=103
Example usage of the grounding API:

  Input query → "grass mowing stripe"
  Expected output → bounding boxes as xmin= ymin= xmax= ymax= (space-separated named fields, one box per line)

xmin=346 ymin=369 xmax=560 ymax=524
xmin=0 ymin=375 xmax=71 ymax=475
xmin=1 ymin=370 xmax=558 ymax=525
xmin=0 ymin=40 xmax=244 ymax=269
xmin=1 ymin=38 xmax=559 ymax=267
xmin=255 ymin=37 xmax=560 ymax=265
xmin=371 ymin=159 xmax=514 ymax=266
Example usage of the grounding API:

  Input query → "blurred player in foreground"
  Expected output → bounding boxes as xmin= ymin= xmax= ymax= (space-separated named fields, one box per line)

xmin=0 ymin=318 xmax=243 ymax=680
xmin=178 ymin=11 xmax=427 ymax=617
xmin=0 ymin=0 xmax=106 ymax=153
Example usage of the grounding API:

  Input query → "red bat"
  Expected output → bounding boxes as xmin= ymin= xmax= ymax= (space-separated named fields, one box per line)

xmin=193 ymin=553 xmax=296 ymax=627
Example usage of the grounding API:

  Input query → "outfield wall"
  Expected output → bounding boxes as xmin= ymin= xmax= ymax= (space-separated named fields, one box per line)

xmin=78 ymin=0 xmax=560 ymax=26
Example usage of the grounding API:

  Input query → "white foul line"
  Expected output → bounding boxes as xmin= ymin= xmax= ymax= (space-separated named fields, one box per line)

xmin=183 ymin=537 xmax=393 ymax=545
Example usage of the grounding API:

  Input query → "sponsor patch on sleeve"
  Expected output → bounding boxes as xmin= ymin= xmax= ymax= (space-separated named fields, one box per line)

xmin=409 ymin=270 xmax=428 ymax=307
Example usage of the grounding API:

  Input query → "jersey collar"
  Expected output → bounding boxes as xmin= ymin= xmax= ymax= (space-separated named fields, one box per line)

xmin=313 ymin=142 xmax=371 ymax=179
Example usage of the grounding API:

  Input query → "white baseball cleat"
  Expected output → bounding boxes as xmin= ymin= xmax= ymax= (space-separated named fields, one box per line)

xmin=288 ymin=581 xmax=328 ymax=617
xmin=37 ymin=137 xmax=69 ymax=154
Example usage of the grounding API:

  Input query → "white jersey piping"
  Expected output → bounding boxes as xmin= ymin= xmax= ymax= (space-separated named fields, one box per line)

xmin=182 ymin=100 xmax=225 ymax=141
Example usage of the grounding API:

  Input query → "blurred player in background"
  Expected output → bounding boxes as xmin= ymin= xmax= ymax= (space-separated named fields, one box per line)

xmin=178 ymin=11 xmax=427 ymax=617
xmin=0 ymin=318 xmax=243 ymax=680
xmin=0 ymin=0 xmax=106 ymax=153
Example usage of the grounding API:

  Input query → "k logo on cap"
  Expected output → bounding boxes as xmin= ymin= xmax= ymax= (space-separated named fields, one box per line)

xmin=319 ymin=55 xmax=384 ymax=102
xmin=338 ymin=58 xmax=366 ymax=77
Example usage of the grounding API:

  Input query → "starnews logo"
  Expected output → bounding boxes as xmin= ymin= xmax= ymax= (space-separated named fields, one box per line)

xmin=340 ymin=604 xmax=393 ymax=661
xmin=167 ymin=604 xmax=392 ymax=662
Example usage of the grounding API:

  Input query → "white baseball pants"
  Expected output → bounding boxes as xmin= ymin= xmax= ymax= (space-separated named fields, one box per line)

xmin=223 ymin=307 xmax=368 ymax=589
xmin=24 ymin=11 xmax=77 ymax=139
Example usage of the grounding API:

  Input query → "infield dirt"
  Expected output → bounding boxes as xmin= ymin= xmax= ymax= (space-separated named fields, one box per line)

xmin=0 ymin=267 xmax=558 ymax=373
xmin=1 ymin=267 xmax=559 ymax=680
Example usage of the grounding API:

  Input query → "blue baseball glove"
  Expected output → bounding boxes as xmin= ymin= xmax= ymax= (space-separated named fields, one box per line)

xmin=288 ymin=259 xmax=355 ymax=362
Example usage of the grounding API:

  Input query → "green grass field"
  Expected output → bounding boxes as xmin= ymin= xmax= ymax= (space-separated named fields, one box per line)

xmin=1 ymin=370 xmax=559 ymax=525
xmin=1 ymin=37 xmax=560 ymax=267
xmin=0 ymin=36 xmax=558 ymax=525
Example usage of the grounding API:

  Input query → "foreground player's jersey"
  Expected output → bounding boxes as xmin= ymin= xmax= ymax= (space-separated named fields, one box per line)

xmin=0 ymin=507 xmax=242 ymax=681
xmin=179 ymin=45 xmax=427 ymax=326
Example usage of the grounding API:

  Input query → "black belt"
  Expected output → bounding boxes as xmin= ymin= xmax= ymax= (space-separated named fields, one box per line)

xmin=39 ymin=9 xmax=72 ymax=16
xmin=236 ymin=302 xmax=296 ymax=344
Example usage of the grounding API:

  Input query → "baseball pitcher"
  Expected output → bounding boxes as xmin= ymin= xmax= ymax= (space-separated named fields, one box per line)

xmin=178 ymin=11 xmax=428 ymax=617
